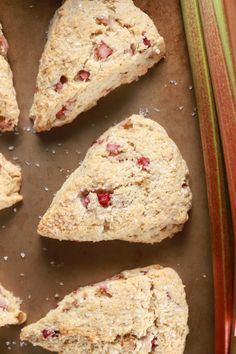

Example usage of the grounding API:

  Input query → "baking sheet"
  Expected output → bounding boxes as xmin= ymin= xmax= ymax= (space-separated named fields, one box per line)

xmin=0 ymin=0 xmax=214 ymax=353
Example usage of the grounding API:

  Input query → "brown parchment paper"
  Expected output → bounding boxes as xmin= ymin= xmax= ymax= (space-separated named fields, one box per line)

xmin=0 ymin=0 xmax=214 ymax=353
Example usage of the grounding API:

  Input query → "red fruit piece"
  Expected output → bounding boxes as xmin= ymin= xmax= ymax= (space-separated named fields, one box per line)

xmin=75 ymin=70 xmax=90 ymax=82
xmin=143 ymin=36 xmax=151 ymax=48
xmin=112 ymin=273 xmax=125 ymax=280
xmin=94 ymin=42 xmax=113 ymax=60
xmin=0 ymin=35 xmax=9 ymax=56
xmin=42 ymin=329 xmax=59 ymax=339
xmin=81 ymin=192 xmax=90 ymax=208
xmin=97 ymin=192 xmax=112 ymax=207
xmin=96 ymin=17 xmax=110 ymax=26
xmin=96 ymin=284 xmax=112 ymax=298
xmin=182 ymin=182 xmax=188 ymax=188
xmin=137 ymin=156 xmax=150 ymax=170
xmin=0 ymin=296 xmax=8 ymax=310
xmin=106 ymin=143 xmax=121 ymax=155
xmin=0 ymin=116 xmax=11 ymax=130
xmin=56 ymin=106 xmax=67 ymax=120
xmin=54 ymin=75 xmax=68 ymax=92
xmin=151 ymin=337 xmax=158 ymax=350
xmin=120 ymin=118 xmax=133 ymax=129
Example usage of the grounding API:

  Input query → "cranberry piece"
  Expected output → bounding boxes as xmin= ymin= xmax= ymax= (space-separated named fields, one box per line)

xmin=106 ymin=143 xmax=121 ymax=155
xmin=81 ymin=192 xmax=90 ymax=208
xmin=94 ymin=42 xmax=113 ymax=60
xmin=96 ymin=17 xmax=110 ymax=26
xmin=182 ymin=182 xmax=188 ymax=188
xmin=143 ymin=36 xmax=151 ymax=48
xmin=0 ymin=116 xmax=11 ymax=130
xmin=0 ymin=296 xmax=8 ymax=310
xmin=151 ymin=336 xmax=158 ymax=350
xmin=0 ymin=35 xmax=9 ymax=56
xmin=137 ymin=156 xmax=150 ymax=170
xmin=97 ymin=192 xmax=112 ymax=207
xmin=96 ymin=284 xmax=112 ymax=298
xmin=56 ymin=106 xmax=67 ymax=120
xmin=42 ymin=329 xmax=59 ymax=339
xmin=54 ymin=76 xmax=68 ymax=92
xmin=120 ymin=118 xmax=133 ymax=129
xmin=112 ymin=272 xmax=125 ymax=280
xmin=75 ymin=70 xmax=90 ymax=82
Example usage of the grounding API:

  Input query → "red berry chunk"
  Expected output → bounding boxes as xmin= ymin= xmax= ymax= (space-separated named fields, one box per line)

xmin=143 ymin=36 xmax=151 ymax=48
xmin=137 ymin=156 xmax=150 ymax=169
xmin=151 ymin=337 xmax=158 ymax=350
xmin=96 ymin=284 xmax=112 ymax=298
xmin=95 ymin=42 xmax=113 ymax=60
xmin=0 ymin=116 xmax=11 ymax=130
xmin=42 ymin=329 xmax=59 ymax=339
xmin=120 ymin=118 xmax=133 ymax=129
xmin=84 ymin=196 xmax=90 ymax=208
xmin=56 ymin=106 xmax=67 ymax=120
xmin=75 ymin=70 xmax=90 ymax=82
xmin=0 ymin=35 xmax=9 ymax=56
xmin=97 ymin=192 xmax=112 ymax=207
xmin=0 ymin=296 xmax=8 ymax=310
xmin=106 ymin=143 xmax=121 ymax=155
xmin=54 ymin=76 xmax=68 ymax=91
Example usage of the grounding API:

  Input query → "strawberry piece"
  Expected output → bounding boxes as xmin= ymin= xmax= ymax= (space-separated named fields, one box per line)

xmin=94 ymin=42 xmax=113 ymax=61
xmin=0 ymin=296 xmax=8 ymax=310
xmin=42 ymin=329 xmax=59 ymax=339
xmin=137 ymin=156 xmax=150 ymax=170
xmin=0 ymin=35 xmax=9 ymax=56
xmin=106 ymin=143 xmax=121 ymax=155
xmin=75 ymin=70 xmax=90 ymax=82
xmin=97 ymin=192 xmax=112 ymax=207
xmin=143 ymin=36 xmax=151 ymax=48
xmin=56 ymin=106 xmax=67 ymax=120
xmin=120 ymin=118 xmax=133 ymax=129
xmin=151 ymin=337 xmax=158 ymax=350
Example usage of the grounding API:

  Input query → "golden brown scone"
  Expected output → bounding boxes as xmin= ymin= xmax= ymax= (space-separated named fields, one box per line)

xmin=31 ymin=0 xmax=165 ymax=131
xmin=21 ymin=265 xmax=188 ymax=354
xmin=38 ymin=115 xmax=192 ymax=243
xmin=0 ymin=283 xmax=26 ymax=327
xmin=0 ymin=153 xmax=23 ymax=211
xmin=0 ymin=24 xmax=19 ymax=131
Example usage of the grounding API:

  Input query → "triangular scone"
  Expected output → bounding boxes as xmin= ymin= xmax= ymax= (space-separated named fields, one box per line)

xmin=0 ymin=283 xmax=26 ymax=327
xmin=0 ymin=24 xmax=19 ymax=131
xmin=38 ymin=115 xmax=192 ymax=243
xmin=31 ymin=0 xmax=165 ymax=132
xmin=0 ymin=153 xmax=23 ymax=211
xmin=21 ymin=265 xmax=188 ymax=354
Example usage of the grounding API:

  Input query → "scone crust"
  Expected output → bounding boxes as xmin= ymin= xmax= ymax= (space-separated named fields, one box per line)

xmin=0 ymin=153 xmax=23 ymax=211
xmin=0 ymin=283 xmax=26 ymax=327
xmin=38 ymin=115 xmax=192 ymax=243
xmin=21 ymin=265 xmax=188 ymax=354
xmin=31 ymin=0 xmax=165 ymax=131
xmin=0 ymin=24 xmax=19 ymax=131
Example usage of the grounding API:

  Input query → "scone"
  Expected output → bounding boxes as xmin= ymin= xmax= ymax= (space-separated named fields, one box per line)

xmin=21 ymin=265 xmax=189 ymax=354
xmin=0 ymin=153 xmax=23 ymax=210
xmin=38 ymin=115 xmax=192 ymax=243
xmin=0 ymin=283 xmax=26 ymax=327
xmin=31 ymin=0 xmax=165 ymax=132
xmin=0 ymin=24 xmax=19 ymax=131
